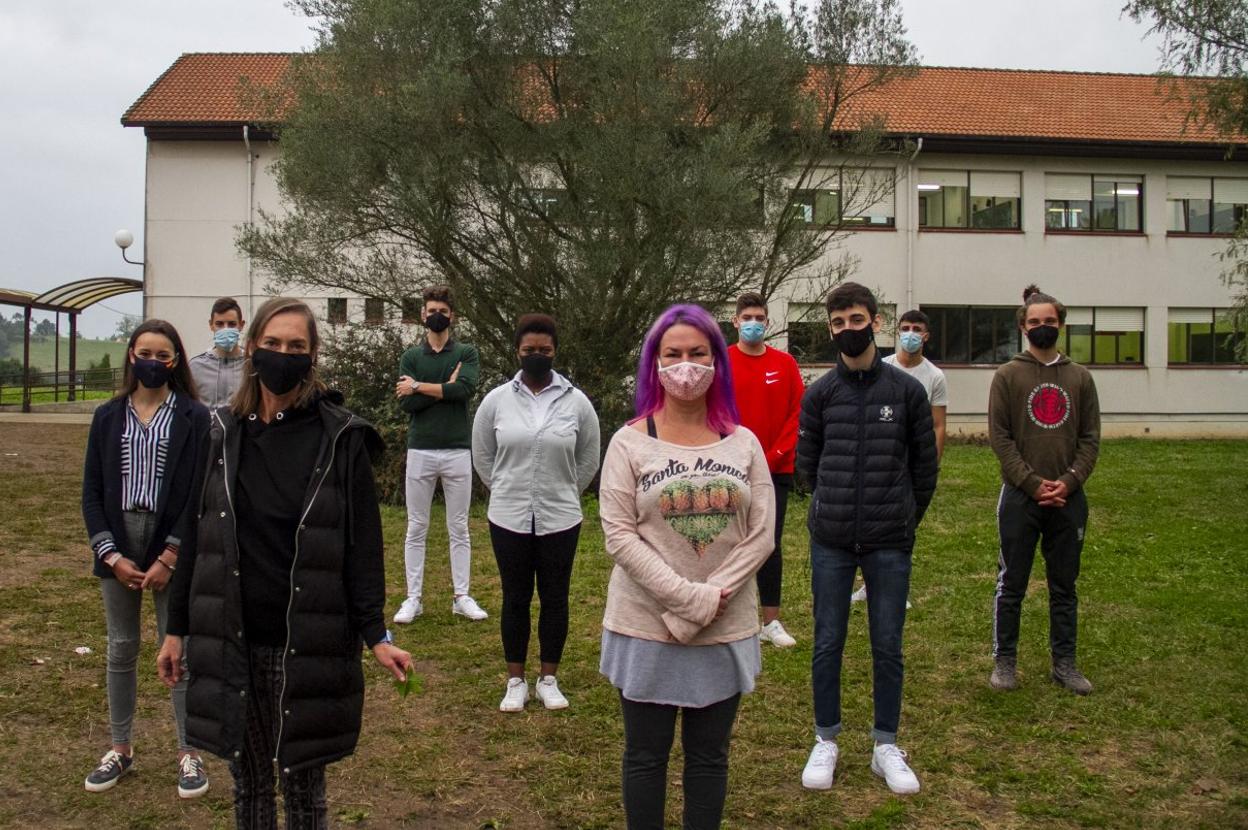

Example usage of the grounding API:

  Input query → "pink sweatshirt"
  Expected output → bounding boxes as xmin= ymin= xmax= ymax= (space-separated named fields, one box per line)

xmin=598 ymin=424 xmax=776 ymax=645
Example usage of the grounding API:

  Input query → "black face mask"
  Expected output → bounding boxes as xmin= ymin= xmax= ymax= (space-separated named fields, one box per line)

xmin=132 ymin=357 xmax=174 ymax=389
xmin=425 ymin=311 xmax=451 ymax=333
xmin=520 ymin=353 xmax=553 ymax=380
xmin=1026 ymin=325 xmax=1060 ymax=350
xmin=833 ymin=324 xmax=875 ymax=358
xmin=251 ymin=348 xmax=312 ymax=395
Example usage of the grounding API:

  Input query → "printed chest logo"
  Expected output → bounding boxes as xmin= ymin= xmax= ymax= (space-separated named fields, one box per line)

xmin=878 ymin=405 xmax=894 ymax=422
xmin=658 ymin=478 xmax=742 ymax=557
xmin=1028 ymin=383 xmax=1071 ymax=429
xmin=765 ymin=370 xmax=780 ymax=385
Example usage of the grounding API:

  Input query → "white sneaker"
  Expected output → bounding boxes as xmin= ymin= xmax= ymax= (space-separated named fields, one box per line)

xmin=871 ymin=743 xmax=920 ymax=794
xmin=499 ymin=677 xmax=528 ymax=712
xmin=453 ymin=595 xmax=489 ymax=621
xmin=534 ymin=675 xmax=569 ymax=710
xmin=759 ymin=619 xmax=797 ymax=648
xmin=393 ymin=597 xmax=422 ymax=624
xmin=801 ymin=737 xmax=838 ymax=790
xmin=851 ymin=585 xmax=911 ymax=609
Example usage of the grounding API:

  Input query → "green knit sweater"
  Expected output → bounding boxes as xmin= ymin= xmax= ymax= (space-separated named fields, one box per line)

xmin=398 ymin=338 xmax=480 ymax=450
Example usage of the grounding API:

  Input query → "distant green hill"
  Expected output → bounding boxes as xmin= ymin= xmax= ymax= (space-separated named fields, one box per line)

xmin=0 ymin=336 xmax=125 ymax=373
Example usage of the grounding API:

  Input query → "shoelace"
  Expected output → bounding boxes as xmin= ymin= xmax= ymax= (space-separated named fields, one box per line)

xmin=810 ymin=742 xmax=837 ymax=768
xmin=96 ymin=750 xmax=125 ymax=774
xmin=877 ymin=746 xmax=910 ymax=772
xmin=179 ymin=755 xmax=202 ymax=778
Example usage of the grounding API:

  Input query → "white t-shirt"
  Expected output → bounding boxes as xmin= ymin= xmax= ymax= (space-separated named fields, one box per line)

xmin=883 ymin=354 xmax=948 ymax=406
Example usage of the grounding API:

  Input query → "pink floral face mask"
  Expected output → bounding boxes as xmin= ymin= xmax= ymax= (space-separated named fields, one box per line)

xmin=657 ymin=359 xmax=716 ymax=400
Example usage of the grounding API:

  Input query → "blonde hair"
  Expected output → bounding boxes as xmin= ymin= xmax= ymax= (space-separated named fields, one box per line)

xmin=230 ymin=297 xmax=327 ymax=416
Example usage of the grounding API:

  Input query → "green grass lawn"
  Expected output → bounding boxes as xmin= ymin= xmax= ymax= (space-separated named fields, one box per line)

xmin=0 ymin=426 xmax=1244 ymax=828
xmin=1 ymin=336 xmax=125 ymax=374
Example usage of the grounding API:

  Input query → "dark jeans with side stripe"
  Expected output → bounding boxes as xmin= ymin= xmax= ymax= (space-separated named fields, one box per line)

xmin=993 ymin=485 xmax=1088 ymax=661
xmin=229 ymin=645 xmax=327 ymax=830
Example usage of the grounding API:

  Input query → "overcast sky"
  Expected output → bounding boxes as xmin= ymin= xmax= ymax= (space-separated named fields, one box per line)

xmin=0 ymin=0 xmax=1164 ymax=338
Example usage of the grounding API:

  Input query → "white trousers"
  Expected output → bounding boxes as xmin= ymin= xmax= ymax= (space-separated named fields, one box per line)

xmin=403 ymin=448 xmax=473 ymax=599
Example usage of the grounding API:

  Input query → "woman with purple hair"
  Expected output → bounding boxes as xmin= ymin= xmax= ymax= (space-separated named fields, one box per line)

xmin=598 ymin=304 xmax=776 ymax=829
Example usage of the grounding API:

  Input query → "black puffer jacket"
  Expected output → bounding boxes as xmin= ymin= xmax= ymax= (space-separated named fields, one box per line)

xmin=796 ymin=353 xmax=938 ymax=551
xmin=167 ymin=394 xmax=385 ymax=774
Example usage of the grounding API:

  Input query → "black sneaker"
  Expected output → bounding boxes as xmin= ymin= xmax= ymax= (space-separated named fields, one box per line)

xmin=177 ymin=753 xmax=210 ymax=799
xmin=84 ymin=749 xmax=133 ymax=792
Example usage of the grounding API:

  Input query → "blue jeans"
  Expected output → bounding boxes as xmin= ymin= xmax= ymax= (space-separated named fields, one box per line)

xmin=810 ymin=540 xmax=911 ymax=744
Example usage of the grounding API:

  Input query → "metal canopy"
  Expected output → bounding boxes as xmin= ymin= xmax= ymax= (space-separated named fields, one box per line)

xmin=0 ymin=277 xmax=143 ymax=313
xmin=0 ymin=277 xmax=143 ymax=412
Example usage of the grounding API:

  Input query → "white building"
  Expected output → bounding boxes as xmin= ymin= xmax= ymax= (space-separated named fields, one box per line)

xmin=123 ymin=54 xmax=1248 ymax=434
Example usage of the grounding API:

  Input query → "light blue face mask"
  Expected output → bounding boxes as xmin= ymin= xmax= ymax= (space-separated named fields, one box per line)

xmin=213 ymin=328 xmax=240 ymax=351
xmin=898 ymin=330 xmax=924 ymax=354
xmin=739 ymin=321 xmax=766 ymax=344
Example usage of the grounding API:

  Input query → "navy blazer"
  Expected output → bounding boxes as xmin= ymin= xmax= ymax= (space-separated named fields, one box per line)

xmin=81 ymin=392 xmax=211 ymax=578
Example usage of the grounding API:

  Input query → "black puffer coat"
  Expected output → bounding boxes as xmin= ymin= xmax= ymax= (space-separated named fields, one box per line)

xmin=795 ymin=353 xmax=938 ymax=551
xmin=167 ymin=394 xmax=385 ymax=774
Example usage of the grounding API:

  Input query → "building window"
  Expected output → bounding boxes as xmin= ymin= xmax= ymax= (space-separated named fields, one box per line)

xmin=364 ymin=298 xmax=385 ymax=325
xmin=1167 ymin=177 xmax=1248 ymax=234
xmin=1045 ymin=174 xmax=1143 ymax=232
xmin=920 ymin=306 xmax=1020 ymax=364
xmin=789 ymin=168 xmax=896 ymax=228
xmin=401 ymin=296 xmax=420 ymax=324
xmin=1168 ymin=308 xmax=1246 ymax=364
xmin=917 ymin=171 xmax=1021 ymax=230
xmin=1062 ymin=307 xmax=1145 ymax=365
xmin=786 ymin=303 xmax=837 ymax=363
xmin=327 ymin=297 xmax=347 ymax=325
xmin=784 ymin=302 xmax=895 ymax=363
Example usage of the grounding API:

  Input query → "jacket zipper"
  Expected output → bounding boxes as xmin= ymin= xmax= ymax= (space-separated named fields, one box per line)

xmin=853 ymin=379 xmax=866 ymax=553
xmin=273 ymin=419 xmax=350 ymax=771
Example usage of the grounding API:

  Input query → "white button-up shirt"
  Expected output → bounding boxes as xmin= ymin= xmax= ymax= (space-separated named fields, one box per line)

xmin=471 ymin=371 xmax=601 ymax=535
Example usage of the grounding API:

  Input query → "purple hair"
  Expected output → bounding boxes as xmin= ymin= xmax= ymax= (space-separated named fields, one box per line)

xmin=634 ymin=304 xmax=740 ymax=435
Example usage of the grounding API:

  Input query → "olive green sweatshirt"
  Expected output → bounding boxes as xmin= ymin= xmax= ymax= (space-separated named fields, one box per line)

xmin=988 ymin=350 xmax=1101 ymax=497
xmin=398 ymin=338 xmax=479 ymax=450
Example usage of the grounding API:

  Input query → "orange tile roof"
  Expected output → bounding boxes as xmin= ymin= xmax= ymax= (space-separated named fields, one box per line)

xmin=122 ymin=53 xmax=293 ymax=126
xmin=123 ymin=53 xmax=1241 ymax=146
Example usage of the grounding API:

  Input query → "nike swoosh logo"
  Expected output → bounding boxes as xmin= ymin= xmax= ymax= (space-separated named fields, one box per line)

xmin=765 ymin=371 xmax=779 ymax=377
xmin=766 ymin=379 xmax=780 ymax=385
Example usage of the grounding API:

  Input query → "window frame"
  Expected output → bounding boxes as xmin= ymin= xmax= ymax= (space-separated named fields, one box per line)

xmin=919 ymin=305 xmax=1021 ymax=366
xmin=917 ymin=170 xmax=1022 ymax=232
xmin=1045 ymin=174 xmax=1145 ymax=235
xmin=326 ymin=297 xmax=347 ymax=325
xmin=1168 ymin=308 xmax=1247 ymax=366
xmin=788 ymin=168 xmax=897 ymax=230
xmin=363 ymin=297 xmax=385 ymax=326
xmin=1061 ymin=308 xmax=1146 ymax=366
xmin=1166 ymin=177 xmax=1248 ymax=236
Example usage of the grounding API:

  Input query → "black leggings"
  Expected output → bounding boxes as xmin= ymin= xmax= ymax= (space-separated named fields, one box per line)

xmin=620 ymin=693 xmax=741 ymax=830
xmin=489 ymin=521 xmax=581 ymax=665
xmin=756 ymin=474 xmax=791 ymax=607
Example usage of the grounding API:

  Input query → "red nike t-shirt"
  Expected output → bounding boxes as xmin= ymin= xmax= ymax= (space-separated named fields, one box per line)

xmin=727 ymin=344 xmax=804 ymax=474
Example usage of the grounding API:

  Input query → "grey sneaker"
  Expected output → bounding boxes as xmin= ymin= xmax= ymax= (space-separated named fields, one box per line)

xmin=989 ymin=657 xmax=1019 ymax=691
xmin=177 ymin=753 xmax=209 ymax=799
xmin=1051 ymin=657 xmax=1093 ymax=695
xmin=84 ymin=749 xmax=133 ymax=792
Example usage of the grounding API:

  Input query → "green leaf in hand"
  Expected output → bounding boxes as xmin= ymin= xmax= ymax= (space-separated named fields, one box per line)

xmin=394 ymin=668 xmax=423 ymax=699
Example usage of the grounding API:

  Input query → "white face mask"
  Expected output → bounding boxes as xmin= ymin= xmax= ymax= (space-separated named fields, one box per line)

xmin=657 ymin=360 xmax=716 ymax=400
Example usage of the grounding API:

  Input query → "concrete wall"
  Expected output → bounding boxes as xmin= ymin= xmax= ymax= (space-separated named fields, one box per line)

xmin=141 ymin=139 xmax=1248 ymax=432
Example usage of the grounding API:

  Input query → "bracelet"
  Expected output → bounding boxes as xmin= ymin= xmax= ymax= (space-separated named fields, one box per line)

xmin=156 ymin=558 xmax=176 ymax=572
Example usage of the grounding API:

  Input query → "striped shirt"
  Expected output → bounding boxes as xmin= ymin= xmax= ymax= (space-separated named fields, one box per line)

xmin=93 ymin=392 xmax=177 ymax=562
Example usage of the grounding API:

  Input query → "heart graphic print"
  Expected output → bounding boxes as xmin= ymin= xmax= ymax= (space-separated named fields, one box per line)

xmin=657 ymin=478 xmax=742 ymax=557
